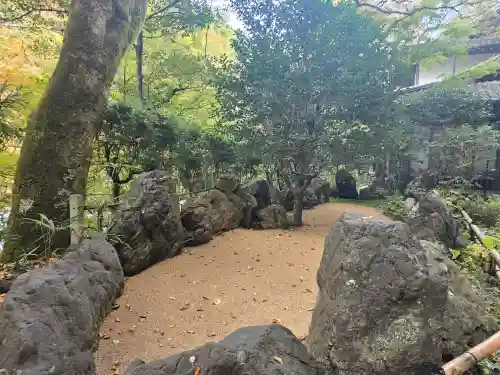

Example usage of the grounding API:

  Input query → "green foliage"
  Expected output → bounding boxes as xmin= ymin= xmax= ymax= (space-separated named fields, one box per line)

xmin=443 ymin=189 xmax=500 ymax=229
xmin=400 ymin=84 xmax=489 ymax=126
xmin=216 ymin=0 xmax=411 ymax=215
xmin=94 ymin=102 xmax=178 ymax=195
xmin=377 ymin=195 xmax=406 ymax=221
xmin=0 ymin=83 xmax=23 ymax=151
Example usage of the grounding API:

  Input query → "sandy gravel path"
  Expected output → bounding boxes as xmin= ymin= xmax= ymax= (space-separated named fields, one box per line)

xmin=95 ymin=202 xmax=386 ymax=374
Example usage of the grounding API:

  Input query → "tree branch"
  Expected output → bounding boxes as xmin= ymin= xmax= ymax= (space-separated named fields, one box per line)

xmin=0 ymin=7 xmax=68 ymax=23
xmin=146 ymin=0 xmax=183 ymax=21
xmin=354 ymin=0 xmax=481 ymax=18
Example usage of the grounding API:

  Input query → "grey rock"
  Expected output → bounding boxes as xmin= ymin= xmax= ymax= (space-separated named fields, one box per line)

xmin=420 ymin=240 xmax=498 ymax=357
xmin=309 ymin=178 xmax=331 ymax=204
xmin=109 ymin=170 xmax=184 ymax=276
xmin=0 ymin=238 xmax=124 ymax=375
xmin=181 ymin=189 xmax=245 ymax=245
xmin=242 ymin=179 xmax=270 ymax=209
xmin=125 ymin=325 xmax=321 ymax=375
xmin=407 ymin=192 xmax=465 ymax=249
xmin=309 ymin=213 xmax=448 ymax=375
xmin=335 ymin=169 xmax=358 ymax=199
xmin=404 ymin=197 xmax=417 ymax=213
xmin=304 ymin=188 xmax=320 ymax=208
xmin=215 ymin=175 xmax=239 ymax=194
xmin=358 ymin=186 xmax=372 ymax=200
xmin=258 ymin=204 xmax=288 ymax=229
xmin=235 ymin=187 xmax=258 ymax=229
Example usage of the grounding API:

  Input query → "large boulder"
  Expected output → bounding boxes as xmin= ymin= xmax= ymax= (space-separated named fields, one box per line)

xmin=258 ymin=204 xmax=288 ymax=229
xmin=215 ymin=174 xmax=239 ymax=195
xmin=407 ymin=192 xmax=465 ymax=249
xmin=308 ymin=214 xmax=498 ymax=375
xmin=420 ymin=240 xmax=498 ymax=358
xmin=235 ymin=187 xmax=259 ymax=229
xmin=242 ymin=179 xmax=270 ymax=209
xmin=109 ymin=170 xmax=184 ymax=276
xmin=359 ymin=175 xmax=394 ymax=200
xmin=303 ymin=187 xmax=320 ymax=208
xmin=309 ymin=178 xmax=331 ymax=203
xmin=124 ymin=325 xmax=321 ymax=375
xmin=308 ymin=214 xmax=448 ymax=375
xmin=181 ymin=189 xmax=245 ymax=245
xmin=335 ymin=169 xmax=358 ymax=199
xmin=0 ymin=238 xmax=124 ymax=375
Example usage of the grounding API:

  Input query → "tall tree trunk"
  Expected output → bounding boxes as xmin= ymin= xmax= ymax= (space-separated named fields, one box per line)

xmin=4 ymin=0 xmax=148 ymax=261
xmin=136 ymin=30 xmax=145 ymax=103
xmin=293 ymin=195 xmax=304 ymax=226
xmin=495 ymin=149 xmax=500 ymax=191
xmin=112 ymin=183 xmax=121 ymax=202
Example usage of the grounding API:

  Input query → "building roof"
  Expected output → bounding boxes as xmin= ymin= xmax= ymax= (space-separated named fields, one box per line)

xmin=471 ymin=80 xmax=500 ymax=101
xmin=469 ymin=36 xmax=500 ymax=55
xmin=399 ymin=80 xmax=500 ymax=101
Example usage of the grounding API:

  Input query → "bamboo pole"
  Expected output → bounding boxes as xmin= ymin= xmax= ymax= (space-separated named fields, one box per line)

xmin=442 ymin=331 xmax=500 ymax=375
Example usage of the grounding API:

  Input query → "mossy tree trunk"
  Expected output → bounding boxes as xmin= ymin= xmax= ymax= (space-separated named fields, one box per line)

xmin=3 ymin=0 xmax=148 ymax=261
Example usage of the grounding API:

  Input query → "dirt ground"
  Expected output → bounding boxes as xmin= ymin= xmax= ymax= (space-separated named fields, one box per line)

xmin=95 ymin=202 xmax=386 ymax=375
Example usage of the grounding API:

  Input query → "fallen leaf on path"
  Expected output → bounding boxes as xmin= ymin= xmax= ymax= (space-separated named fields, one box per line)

xmin=207 ymin=332 xmax=217 ymax=337
xmin=271 ymin=318 xmax=282 ymax=324
xmin=112 ymin=339 xmax=120 ymax=345
xmin=180 ymin=303 xmax=190 ymax=311
xmin=304 ymin=288 xmax=313 ymax=293
xmin=272 ymin=356 xmax=283 ymax=365
xmin=187 ymin=330 xmax=195 ymax=334
xmin=298 ymin=333 xmax=309 ymax=341
xmin=194 ymin=367 xmax=201 ymax=375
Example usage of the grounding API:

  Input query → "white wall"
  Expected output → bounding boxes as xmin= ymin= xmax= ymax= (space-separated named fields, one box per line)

xmin=418 ymin=53 xmax=496 ymax=85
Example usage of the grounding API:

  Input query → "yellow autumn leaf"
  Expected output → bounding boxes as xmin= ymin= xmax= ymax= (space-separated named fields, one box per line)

xmin=482 ymin=236 xmax=498 ymax=249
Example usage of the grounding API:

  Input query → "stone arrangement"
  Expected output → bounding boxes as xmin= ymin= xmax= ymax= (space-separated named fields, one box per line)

xmin=0 ymin=171 xmax=497 ymax=375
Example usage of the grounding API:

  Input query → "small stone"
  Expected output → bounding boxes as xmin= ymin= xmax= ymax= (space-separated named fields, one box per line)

xmin=207 ymin=332 xmax=217 ymax=337
xmin=139 ymin=314 xmax=147 ymax=319
xmin=112 ymin=339 xmax=120 ymax=345
xmin=187 ymin=330 xmax=195 ymax=334
xmin=236 ymin=350 xmax=247 ymax=363
xmin=115 ymin=318 xmax=120 ymax=323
